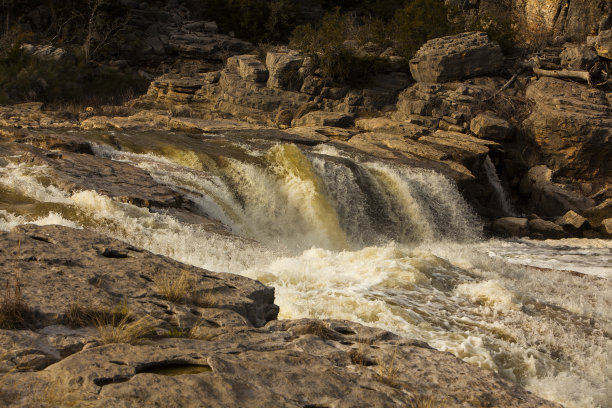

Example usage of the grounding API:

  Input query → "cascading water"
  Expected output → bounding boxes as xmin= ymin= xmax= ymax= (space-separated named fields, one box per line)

xmin=1 ymin=131 xmax=610 ymax=408
xmin=483 ymin=155 xmax=516 ymax=216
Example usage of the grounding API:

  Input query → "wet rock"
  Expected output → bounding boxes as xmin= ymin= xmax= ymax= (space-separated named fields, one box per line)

xmin=556 ymin=210 xmax=588 ymax=232
xmin=292 ymin=111 xmax=355 ymax=128
xmin=2 ymin=319 xmax=558 ymax=408
xmin=409 ymin=32 xmax=503 ymax=83
xmin=15 ymin=145 xmax=183 ymax=209
xmin=492 ymin=217 xmax=529 ymax=237
xmin=0 ymin=224 xmax=278 ymax=329
xmin=524 ymin=77 xmax=612 ymax=181
xmin=470 ymin=111 xmax=513 ymax=141
xmin=528 ymin=218 xmax=567 ymax=239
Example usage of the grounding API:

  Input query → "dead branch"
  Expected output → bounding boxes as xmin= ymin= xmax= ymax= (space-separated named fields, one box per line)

xmin=533 ymin=67 xmax=591 ymax=84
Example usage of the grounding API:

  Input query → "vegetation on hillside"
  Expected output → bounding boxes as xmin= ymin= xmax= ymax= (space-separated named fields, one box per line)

xmin=0 ymin=0 xmax=520 ymax=103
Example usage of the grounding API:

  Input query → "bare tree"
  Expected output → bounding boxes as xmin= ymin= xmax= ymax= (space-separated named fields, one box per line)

xmin=82 ymin=0 xmax=129 ymax=63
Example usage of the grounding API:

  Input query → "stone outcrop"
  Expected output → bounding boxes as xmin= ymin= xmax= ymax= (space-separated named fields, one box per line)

xmin=470 ymin=111 xmax=514 ymax=141
xmin=519 ymin=165 xmax=595 ymax=217
xmin=524 ymin=77 xmax=612 ymax=182
xmin=266 ymin=50 xmax=305 ymax=90
xmin=492 ymin=217 xmax=530 ymax=237
xmin=409 ymin=32 xmax=504 ymax=83
xmin=595 ymin=28 xmax=612 ymax=59
xmin=0 ymin=225 xmax=559 ymax=408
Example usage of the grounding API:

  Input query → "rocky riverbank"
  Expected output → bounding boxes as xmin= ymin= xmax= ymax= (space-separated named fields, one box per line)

xmin=1 ymin=2 xmax=612 ymax=406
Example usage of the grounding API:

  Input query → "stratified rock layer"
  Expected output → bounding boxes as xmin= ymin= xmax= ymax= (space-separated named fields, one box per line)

xmin=409 ymin=32 xmax=503 ymax=83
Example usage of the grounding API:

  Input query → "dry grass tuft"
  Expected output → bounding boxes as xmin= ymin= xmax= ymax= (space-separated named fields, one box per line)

xmin=349 ymin=343 xmax=376 ymax=366
xmin=0 ymin=276 xmax=31 ymax=329
xmin=292 ymin=321 xmax=341 ymax=341
xmin=1 ymin=241 xmax=32 ymax=329
xmin=409 ymin=395 xmax=445 ymax=408
xmin=376 ymin=347 xmax=401 ymax=388
xmin=61 ymin=302 xmax=131 ymax=328
xmin=193 ymin=290 xmax=220 ymax=309
xmin=153 ymin=269 xmax=196 ymax=303
xmin=96 ymin=314 xmax=156 ymax=345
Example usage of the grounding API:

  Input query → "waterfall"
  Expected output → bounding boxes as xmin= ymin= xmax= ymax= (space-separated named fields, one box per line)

xmin=483 ymin=155 xmax=516 ymax=216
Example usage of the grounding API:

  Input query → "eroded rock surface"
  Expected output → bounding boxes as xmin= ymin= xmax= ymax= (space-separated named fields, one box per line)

xmin=524 ymin=77 xmax=612 ymax=181
xmin=409 ymin=32 xmax=503 ymax=83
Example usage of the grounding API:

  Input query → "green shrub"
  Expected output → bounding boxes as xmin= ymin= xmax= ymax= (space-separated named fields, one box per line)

xmin=391 ymin=0 xmax=461 ymax=58
xmin=469 ymin=14 xmax=518 ymax=52
xmin=0 ymin=46 xmax=148 ymax=105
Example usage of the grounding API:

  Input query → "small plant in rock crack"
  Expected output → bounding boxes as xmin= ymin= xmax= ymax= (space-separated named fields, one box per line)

xmin=96 ymin=313 xmax=156 ymax=345
xmin=376 ymin=347 xmax=401 ymax=388
xmin=0 ymin=240 xmax=32 ymax=329
xmin=153 ymin=269 xmax=197 ymax=303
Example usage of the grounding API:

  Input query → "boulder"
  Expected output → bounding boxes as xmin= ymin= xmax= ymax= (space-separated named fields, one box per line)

xmin=528 ymin=218 xmax=567 ymax=239
xmin=470 ymin=112 xmax=513 ymax=141
xmin=524 ymin=77 xmax=612 ymax=181
xmin=560 ymin=43 xmax=598 ymax=70
xmin=556 ymin=210 xmax=588 ymax=232
xmin=227 ymin=55 xmax=268 ymax=83
xmin=492 ymin=217 xmax=529 ymax=237
xmin=266 ymin=51 xmax=304 ymax=90
xmin=583 ymin=198 xmax=612 ymax=228
xmin=409 ymin=32 xmax=503 ymax=83
xmin=292 ymin=111 xmax=355 ymax=128
xmin=601 ymin=218 xmax=612 ymax=236
xmin=595 ymin=28 xmax=612 ymax=59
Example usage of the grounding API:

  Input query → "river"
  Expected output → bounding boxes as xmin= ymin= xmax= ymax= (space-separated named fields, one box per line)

xmin=1 ymin=130 xmax=610 ymax=407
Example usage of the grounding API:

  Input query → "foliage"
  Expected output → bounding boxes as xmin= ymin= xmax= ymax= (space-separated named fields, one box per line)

xmin=391 ymin=0 xmax=461 ymax=58
xmin=468 ymin=13 xmax=518 ymax=53
xmin=0 ymin=46 xmax=148 ymax=105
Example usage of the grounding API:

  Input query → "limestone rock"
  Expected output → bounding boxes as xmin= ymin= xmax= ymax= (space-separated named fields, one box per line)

xmin=169 ymin=32 xmax=254 ymax=60
xmin=292 ymin=111 xmax=355 ymax=128
xmin=0 ymin=224 xmax=278 ymax=330
xmin=556 ymin=210 xmax=588 ymax=231
xmin=266 ymin=51 xmax=304 ymax=90
xmin=470 ymin=112 xmax=513 ymax=141
xmin=1 ymin=319 xmax=558 ymax=408
xmin=595 ymin=28 xmax=612 ymax=59
xmin=560 ymin=43 xmax=599 ymax=70
xmin=409 ymin=32 xmax=503 ymax=83
xmin=226 ymin=55 xmax=268 ymax=83
xmin=524 ymin=77 xmax=612 ymax=181
xmin=528 ymin=218 xmax=567 ymax=239
xmin=601 ymin=218 xmax=612 ymax=236
xmin=492 ymin=217 xmax=529 ymax=237
xmin=15 ymin=145 xmax=183 ymax=209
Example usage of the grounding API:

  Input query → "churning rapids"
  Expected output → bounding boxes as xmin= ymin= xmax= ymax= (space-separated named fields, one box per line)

xmin=1 ymin=130 xmax=610 ymax=408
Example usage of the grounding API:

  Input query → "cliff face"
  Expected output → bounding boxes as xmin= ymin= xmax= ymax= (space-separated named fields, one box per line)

xmin=452 ymin=0 xmax=611 ymax=40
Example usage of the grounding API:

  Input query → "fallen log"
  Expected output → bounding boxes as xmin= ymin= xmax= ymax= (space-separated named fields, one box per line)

xmin=533 ymin=67 xmax=591 ymax=84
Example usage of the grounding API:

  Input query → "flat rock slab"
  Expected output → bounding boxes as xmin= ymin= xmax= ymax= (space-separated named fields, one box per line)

xmin=14 ymin=144 xmax=183 ymax=209
xmin=409 ymin=32 xmax=503 ymax=83
xmin=0 ymin=224 xmax=278 ymax=332
xmin=1 ymin=319 xmax=558 ymax=407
